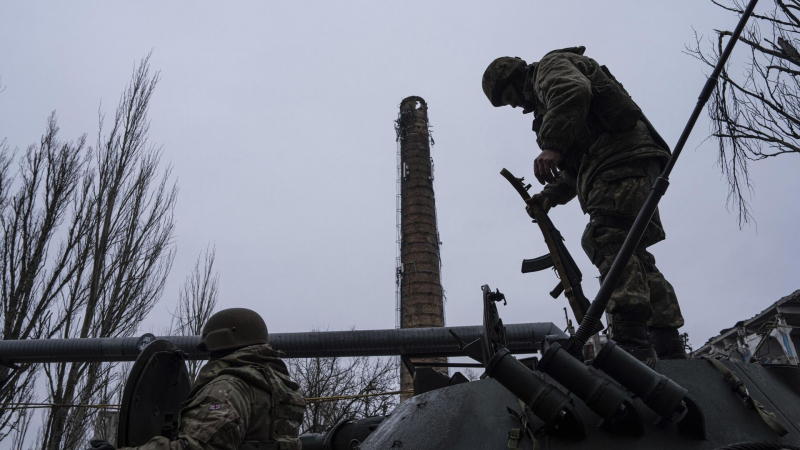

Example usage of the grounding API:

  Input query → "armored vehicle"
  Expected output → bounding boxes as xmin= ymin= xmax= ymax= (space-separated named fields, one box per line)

xmin=2 ymin=283 xmax=799 ymax=449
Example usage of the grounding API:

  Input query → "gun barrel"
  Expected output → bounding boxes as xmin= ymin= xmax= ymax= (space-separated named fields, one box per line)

xmin=0 ymin=322 xmax=565 ymax=364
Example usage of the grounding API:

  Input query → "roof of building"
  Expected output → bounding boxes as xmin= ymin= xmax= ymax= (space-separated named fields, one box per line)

xmin=695 ymin=289 xmax=800 ymax=353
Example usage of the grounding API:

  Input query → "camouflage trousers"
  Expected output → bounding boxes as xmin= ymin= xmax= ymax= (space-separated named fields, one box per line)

xmin=580 ymin=158 xmax=684 ymax=328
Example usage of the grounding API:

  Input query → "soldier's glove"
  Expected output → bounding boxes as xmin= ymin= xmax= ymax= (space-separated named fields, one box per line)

xmin=87 ymin=439 xmax=116 ymax=450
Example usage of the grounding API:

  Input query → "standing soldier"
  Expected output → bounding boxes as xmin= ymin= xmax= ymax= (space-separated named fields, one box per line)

xmin=482 ymin=47 xmax=687 ymax=360
xmin=87 ymin=308 xmax=305 ymax=450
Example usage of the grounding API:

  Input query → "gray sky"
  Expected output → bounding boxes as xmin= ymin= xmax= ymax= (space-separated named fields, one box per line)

xmin=1 ymin=1 xmax=798 ymax=356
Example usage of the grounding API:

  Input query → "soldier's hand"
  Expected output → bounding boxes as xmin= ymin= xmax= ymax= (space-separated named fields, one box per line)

xmin=534 ymin=149 xmax=561 ymax=185
xmin=86 ymin=439 xmax=116 ymax=450
xmin=525 ymin=193 xmax=553 ymax=219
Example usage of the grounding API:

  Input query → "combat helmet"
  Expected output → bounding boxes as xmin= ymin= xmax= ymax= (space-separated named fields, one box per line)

xmin=197 ymin=308 xmax=269 ymax=352
xmin=482 ymin=56 xmax=527 ymax=107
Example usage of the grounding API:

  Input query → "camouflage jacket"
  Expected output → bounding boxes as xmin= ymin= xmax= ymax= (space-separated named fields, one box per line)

xmin=120 ymin=344 xmax=305 ymax=450
xmin=525 ymin=47 xmax=670 ymax=212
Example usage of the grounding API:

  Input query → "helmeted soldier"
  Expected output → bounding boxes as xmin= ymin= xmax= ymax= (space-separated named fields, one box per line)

xmin=88 ymin=308 xmax=305 ymax=450
xmin=482 ymin=47 xmax=687 ymax=360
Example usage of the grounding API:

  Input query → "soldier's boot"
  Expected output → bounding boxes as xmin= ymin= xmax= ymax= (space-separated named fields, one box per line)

xmin=610 ymin=317 xmax=657 ymax=362
xmin=649 ymin=327 xmax=688 ymax=360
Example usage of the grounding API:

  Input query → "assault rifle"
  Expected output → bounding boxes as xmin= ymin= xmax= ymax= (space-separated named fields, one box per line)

xmin=447 ymin=284 xmax=509 ymax=365
xmin=500 ymin=168 xmax=590 ymax=324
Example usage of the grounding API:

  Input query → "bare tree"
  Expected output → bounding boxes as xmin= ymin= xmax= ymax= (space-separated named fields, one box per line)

xmin=9 ymin=408 xmax=33 ymax=450
xmin=689 ymin=0 xmax=800 ymax=225
xmin=89 ymin=375 xmax=125 ymax=445
xmin=40 ymin=54 xmax=177 ymax=450
xmin=78 ymin=246 xmax=218 ymax=444
xmin=286 ymin=339 xmax=398 ymax=434
xmin=0 ymin=115 xmax=92 ymax=442
xmin=171 ymin=245 xmax=219 ymax=381
xmin=461 ymin=367 xmax=481 ymax=382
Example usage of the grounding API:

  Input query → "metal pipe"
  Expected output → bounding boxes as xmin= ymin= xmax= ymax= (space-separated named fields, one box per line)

xmin=0 ymin=322 xmax=565 ymax=364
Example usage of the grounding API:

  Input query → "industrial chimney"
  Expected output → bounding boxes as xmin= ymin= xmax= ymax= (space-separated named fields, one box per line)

xmin=394 ymin=96 xmax=446 ymax=395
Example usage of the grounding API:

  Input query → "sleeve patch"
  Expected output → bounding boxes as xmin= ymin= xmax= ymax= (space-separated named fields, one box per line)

xmin=180 ymin=394 xmax=241 ymax=443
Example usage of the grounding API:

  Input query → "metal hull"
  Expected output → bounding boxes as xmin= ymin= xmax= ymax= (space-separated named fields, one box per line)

xmin=357 ymin=360 xmax=800 ymax=449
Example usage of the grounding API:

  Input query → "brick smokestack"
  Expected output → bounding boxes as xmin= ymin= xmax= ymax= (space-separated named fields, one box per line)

xmin=395 ymin=96 xmax=446 ymax=395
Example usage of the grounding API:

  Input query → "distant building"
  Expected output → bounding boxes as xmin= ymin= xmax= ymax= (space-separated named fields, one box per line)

xmin=693 ymin=290 xmax=800 ymax=365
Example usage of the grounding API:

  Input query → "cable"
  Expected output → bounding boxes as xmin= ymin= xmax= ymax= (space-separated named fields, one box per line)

xmin=1 ymin=389 xmax=415 ymax=410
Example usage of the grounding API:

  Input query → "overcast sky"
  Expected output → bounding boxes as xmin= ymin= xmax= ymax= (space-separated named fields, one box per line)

xmin=1 ymin=1 xmax=798 ymax=356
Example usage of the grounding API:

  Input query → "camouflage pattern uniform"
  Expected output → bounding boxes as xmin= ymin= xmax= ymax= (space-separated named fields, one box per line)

xmin=529 ymin=47 xmax=684 ymax=328
xmin=120 ymin=344 xmax=305 ymax=450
